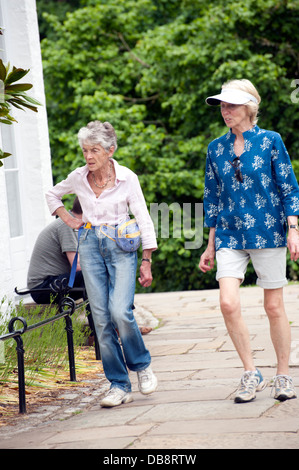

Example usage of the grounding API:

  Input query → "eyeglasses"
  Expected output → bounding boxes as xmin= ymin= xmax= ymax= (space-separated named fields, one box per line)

xmin=229 ymin=157 xmax=243 ymax=183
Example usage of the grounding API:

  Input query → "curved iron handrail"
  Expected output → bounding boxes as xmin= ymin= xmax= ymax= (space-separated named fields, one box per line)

xmin=0 ymin=296 xmax=77 ymax=414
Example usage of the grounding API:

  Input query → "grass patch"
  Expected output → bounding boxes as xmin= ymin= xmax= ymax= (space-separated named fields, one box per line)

xmin=0 ymin=299 xmax=103 ymax=421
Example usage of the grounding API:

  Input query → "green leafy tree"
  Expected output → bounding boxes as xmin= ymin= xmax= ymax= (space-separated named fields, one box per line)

xmin=39 ymin=0 xmax=299 ymax=291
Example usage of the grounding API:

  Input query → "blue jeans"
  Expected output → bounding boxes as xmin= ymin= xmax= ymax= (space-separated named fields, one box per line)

xmin=79 ymin=227 xmax=151 ymax=392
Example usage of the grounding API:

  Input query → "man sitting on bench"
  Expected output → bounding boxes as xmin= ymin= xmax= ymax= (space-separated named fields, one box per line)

xmin=27 ymin=196 xmax=98 ymax=348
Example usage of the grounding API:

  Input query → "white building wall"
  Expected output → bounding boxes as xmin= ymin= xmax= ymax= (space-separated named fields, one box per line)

xmin=0 ymin=0 xmax=52 ymax=310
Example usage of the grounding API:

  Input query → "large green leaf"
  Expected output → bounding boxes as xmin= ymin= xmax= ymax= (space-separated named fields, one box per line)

xmin=0 ymin=59 xmax=6 ymax=82
xmin=19 ymin=93 xmax=42 ymax=106
xmin=5 ymin=66 xmax=30 ymax=85
xmin=5 ymin=83 xmax=33 ymax=92
xmin=0 ymin=149 xmax=12 ymax=166
xmin=0 ymin=118 xmax=14 ymax=125
xmin=0 ymin=149 xmax=11 ymax=159
xmin=7 ymin=98 xmax=38 ymax=112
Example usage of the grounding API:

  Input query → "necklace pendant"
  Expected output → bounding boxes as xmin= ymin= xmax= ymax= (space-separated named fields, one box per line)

xmin=92 ymin=161 xmax=112 ymax=189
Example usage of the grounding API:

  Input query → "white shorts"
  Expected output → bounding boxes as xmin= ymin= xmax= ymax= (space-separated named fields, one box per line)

xmin=216 ymin=247 xmax=288 ymax=289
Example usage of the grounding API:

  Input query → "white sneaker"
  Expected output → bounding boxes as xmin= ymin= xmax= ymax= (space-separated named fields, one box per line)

xmin=137 ymin=366 xmax=158 ymax=395
xmin=273 ymin=375 xmax=297 ymax=401
xmin=100 ymin=387 xmax=133 ymax=408
xmin=234 ymin=369 xmax=267 ymax=403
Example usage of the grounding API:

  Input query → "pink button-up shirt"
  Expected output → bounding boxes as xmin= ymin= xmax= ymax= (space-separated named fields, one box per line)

xmin=46 ymin=159 xmax=157 ymax=250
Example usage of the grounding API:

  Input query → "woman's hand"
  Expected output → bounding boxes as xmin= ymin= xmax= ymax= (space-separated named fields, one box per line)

xmin=138 ymin=261 xmax=153 ymax=287
xmin=199 ymin=246 xmax=215 ymax=273
xmin=287 ymin=217 xmax=299 ymax=262
xmin=138 ymin=250 xmax=154 ymax=287
xmin=287 ymin=229 xmax=299 ymax=262
xmin=54 ymin=206 xmax=84 ymax=230
xmin=199 ymin=228 xmax=216 ymax=273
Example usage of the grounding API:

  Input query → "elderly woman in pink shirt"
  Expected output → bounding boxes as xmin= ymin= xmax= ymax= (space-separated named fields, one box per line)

xmin=46 ymin=120 xmax=158 ymax=407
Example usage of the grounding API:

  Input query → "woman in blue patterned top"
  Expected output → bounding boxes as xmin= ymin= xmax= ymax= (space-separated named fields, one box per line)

xmin=199 ymin=79 xmax=299 ymax=403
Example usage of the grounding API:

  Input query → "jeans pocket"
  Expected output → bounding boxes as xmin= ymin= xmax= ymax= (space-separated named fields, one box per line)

xmin=80 ymin=228 xmax=90 ymax=242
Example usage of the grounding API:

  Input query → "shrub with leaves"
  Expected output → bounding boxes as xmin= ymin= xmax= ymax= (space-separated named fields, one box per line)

xmin=0 ymin=58 xmax=41 ymax=166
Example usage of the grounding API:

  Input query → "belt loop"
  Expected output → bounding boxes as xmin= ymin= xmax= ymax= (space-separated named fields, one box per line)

xmin=82 ymin=222 xmax=94 ymax=240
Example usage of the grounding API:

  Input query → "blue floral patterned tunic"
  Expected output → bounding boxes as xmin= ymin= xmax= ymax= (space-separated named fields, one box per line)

xmin=204 ymin=125 xmax=299 ymax=250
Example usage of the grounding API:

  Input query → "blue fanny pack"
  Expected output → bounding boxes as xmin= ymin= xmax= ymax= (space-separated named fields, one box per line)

xmin=68 ymin=219 xmax=141 ymax=288
xmin=99 ymin=218 xmax=141 ymax=252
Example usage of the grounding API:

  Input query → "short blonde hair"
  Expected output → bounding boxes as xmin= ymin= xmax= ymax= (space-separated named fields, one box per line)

xmin=222 ymin=79 xmax=261 ymax=125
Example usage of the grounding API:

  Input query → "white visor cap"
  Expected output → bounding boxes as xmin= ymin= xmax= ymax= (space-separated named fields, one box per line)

xmin=206 ymin=88 xmax=258 ymax=106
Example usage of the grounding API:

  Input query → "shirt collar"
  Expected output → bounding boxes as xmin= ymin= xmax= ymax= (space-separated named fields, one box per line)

xmin=227 ymin=125 xmax=259 ymax=140
xmin=111 ymin=158 xmax=127 ymax=182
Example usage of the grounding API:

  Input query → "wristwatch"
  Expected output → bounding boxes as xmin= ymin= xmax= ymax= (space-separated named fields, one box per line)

xmin=141 ymin=258 xmax=152 ymax=263
xmin=288 ymin=225 xmax=299 ymax=232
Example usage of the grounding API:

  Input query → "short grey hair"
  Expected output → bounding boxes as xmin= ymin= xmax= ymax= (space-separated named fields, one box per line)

xmin=78 ymin=120 xmax=118 ymax=152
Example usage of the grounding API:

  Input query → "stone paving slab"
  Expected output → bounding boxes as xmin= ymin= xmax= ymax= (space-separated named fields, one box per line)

xmin=0 ymin=285 xmax=298 ymax=450
xmin=129 ymin=432 xmax=299 ymax=450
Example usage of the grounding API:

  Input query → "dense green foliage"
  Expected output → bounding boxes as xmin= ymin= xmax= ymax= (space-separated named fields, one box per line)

xmin=37 ymin=0 xmax=299 ymax=292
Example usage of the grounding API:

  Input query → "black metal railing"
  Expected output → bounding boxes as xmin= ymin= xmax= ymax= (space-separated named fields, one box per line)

xmin=0 ymin=296 xmax=81 ymax=414
xmin=15 ymin=284 xmax=101 ymax=361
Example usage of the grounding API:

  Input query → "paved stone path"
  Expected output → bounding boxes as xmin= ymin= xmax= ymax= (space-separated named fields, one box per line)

xmin=0 ymin=285 xmax=298 ymax=449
